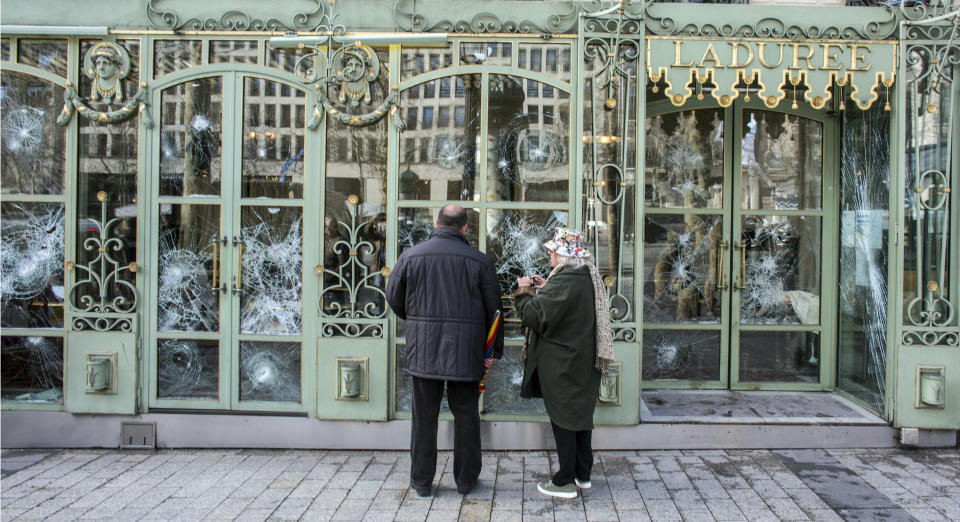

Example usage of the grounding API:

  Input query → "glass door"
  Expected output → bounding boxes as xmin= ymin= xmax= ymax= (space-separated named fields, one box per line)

xmin=149 ymin=72 xmax=310 ymax=410
xmin=730 ymin=106 xmax=835 ymax=390
xmin=643 ymin=98 xmax=835 ymax=390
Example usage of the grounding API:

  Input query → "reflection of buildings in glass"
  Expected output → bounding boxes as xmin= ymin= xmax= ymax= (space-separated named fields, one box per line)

xmin=399 ymin=44 xmax=572 ymax=202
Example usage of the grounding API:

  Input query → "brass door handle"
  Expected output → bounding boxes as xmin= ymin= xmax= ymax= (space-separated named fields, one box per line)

xmin=717 ymin=239 xmax=729 ymax=291
xmin=210 ymin=234 xmax=227 ymax=292
xmin=232 ymin=235 xmax=244 ymax=295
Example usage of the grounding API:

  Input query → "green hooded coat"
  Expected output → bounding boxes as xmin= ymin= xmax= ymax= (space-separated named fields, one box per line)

xmin=515 ymin=265 xmax=601 ymax=431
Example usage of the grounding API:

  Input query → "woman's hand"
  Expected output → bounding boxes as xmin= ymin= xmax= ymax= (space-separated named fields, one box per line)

xmin=517 ymin=276 xmax=532 ymax=288
xmin=531 ymin=275 xmax=546 ymax=289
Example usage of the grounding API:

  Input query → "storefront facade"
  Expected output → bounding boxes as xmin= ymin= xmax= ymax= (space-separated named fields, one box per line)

xmin=1 ymin=0 xmax=957 ymax=448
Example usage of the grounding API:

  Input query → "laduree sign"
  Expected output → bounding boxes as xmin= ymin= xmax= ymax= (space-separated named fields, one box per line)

xmin=647 ymin=36 xmax=897 ymax=110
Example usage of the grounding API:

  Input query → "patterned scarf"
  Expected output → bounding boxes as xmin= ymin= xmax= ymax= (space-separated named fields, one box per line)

xmin=521 ymin=262 xmax=616 ymax=373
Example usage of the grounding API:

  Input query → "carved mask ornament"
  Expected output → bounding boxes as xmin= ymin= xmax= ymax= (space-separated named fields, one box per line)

xmin=331 ymin=45 xmax=380 ymax=106
xmin=83 ymin=42 xmax=132 ymax=104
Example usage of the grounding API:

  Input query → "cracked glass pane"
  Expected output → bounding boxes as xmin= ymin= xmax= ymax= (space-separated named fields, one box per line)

xmin=643 ymin=214 xmax=723 ymax=324
xmin=739 ymin=331 xmax=819 ymax=383
xmin=17 ymin=39 xmax=68 ymax=77
xmin=157 ymin=204 xmax=220 ymax=332
xmin=159 ymin=77 xmax=223 ymax=197
xmin=240 ymin=206 xmax=302 ymax=335
xmin=645 ymin=109 xmax=724 ymax=209
xmin=0 ymin=335 xmax=63 ymax=403
xmin=0 ymin=202 xmax=65 ymax=328
xmin=398 ymin=74 xmax=481 ymax=201
xmin=838 ymin=104 xmax=889 ymax=412
xmin=739 ymin=215 xmax=821 ymax=326
xmin=487 ymin=74 xmax=570 ymax=202
xmin=157 ymin=339 xmax=218 ymax=399
xmin=154 ymin=40 xmax=202 ymax=79
xmin=242 ymin=78 xmax=306 ymax=199
xmin=486 ymin=208 xmax=568 ymax=339
xmin=1 ymin=71 xmax=66 ymax=195
xmin=642 ymin=329 xmax=720 ymax=381
xmin=740 ymin=111 xmax=822 ymax=211
xmin=395 ymin=343 xmax=449 ymax=413
xmin=239 ymin=341 xmax=301 ymax=403
xmin=481 ymin=345 xmax=546 ymax=415
xmin=395 ymin=207 xmax=479 ymax=338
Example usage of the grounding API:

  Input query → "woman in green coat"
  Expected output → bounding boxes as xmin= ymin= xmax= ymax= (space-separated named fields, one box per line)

xmin=514 ymin=228 xmax=615 ymax=499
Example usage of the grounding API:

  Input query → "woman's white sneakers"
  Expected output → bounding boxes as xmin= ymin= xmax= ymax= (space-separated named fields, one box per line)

xmin=575 ymin=478 xmax=592 ymax=489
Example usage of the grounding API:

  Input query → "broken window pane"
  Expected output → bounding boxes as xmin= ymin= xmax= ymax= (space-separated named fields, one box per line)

xmin=239 ymin=341 xmax=300 ymax=403
xmin=644 ymin=109 xmax=724 ymax=209
xmin=837 ymin=104 xmax=889 ymax=413
xmin=240 ymin=206 xmax=302 ymax=335
xmin=487 ymin=74 xmax=570 ymax=202
xmin=642 ymin=329 xmax=720 ymax=381
xmin=0 ymin=202 xmax=65 ymax=329
xmin=739 ymin=331 xmax=819 ymax=383
xmin=157 ymin=339 xmax=219 ymax=399
xmin=160 ymin=77 xmax=223 ymax=197
xmin=1 ymin=71 xmax=66 ymax=195
xmin=481 ymin=345 xmax=546 ymax=415
xmin=739 ymin=215 xmax=821 ymax=325
xmin=486 ymin=208 xmax=569 ymax=339
xmin=643 ymin=214 xmax=723 ymax=324
xmin=157 ymin=204 xmax=220 ymax=332
xmin=0 ymin=335 xmax=63 ymax=403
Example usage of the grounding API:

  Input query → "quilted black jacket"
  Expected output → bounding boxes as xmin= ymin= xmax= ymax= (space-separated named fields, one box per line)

xmin=386 ymin=227 xmax=504 ymax=381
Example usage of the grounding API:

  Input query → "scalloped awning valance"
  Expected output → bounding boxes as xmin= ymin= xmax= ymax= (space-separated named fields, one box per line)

xmin=647 ymin=36 xmax=897 ymax=110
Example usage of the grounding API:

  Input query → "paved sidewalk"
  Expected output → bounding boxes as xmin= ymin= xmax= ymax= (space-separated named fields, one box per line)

xmin=1 ymin=448 xmax=958 ymax=521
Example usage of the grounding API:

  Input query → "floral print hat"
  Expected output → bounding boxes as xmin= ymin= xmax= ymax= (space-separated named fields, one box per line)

xmin=542 ymin=227 xmax=591 ymax=258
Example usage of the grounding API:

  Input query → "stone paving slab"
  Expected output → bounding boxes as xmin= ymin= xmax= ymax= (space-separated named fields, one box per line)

xmin=1 ymin=448 xmax=958 ymax=520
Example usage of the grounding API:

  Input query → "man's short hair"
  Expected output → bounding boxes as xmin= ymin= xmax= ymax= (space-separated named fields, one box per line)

xmin=437 ymin=204 xmax=468 ymax=229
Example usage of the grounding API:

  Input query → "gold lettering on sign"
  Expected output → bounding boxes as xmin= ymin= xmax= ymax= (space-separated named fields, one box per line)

xmin=849 ymin=44 xmax=871 ymax=71
xmin=790 ymin=43 xmax=816 ymax=70
xmin=730 ymin=42 xmax=754 ymax=68
xmin=820 ymin=43 xmax=843 ymax=70
xmin=673 ymin=40 xmax=694 ymax=67
xmin=698 ymin=43 xmax=723 ymax=67
xmin=757 ymin=42 xmax=786 ymax=68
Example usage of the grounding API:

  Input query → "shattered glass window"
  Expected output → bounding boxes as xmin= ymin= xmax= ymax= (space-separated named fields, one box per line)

xmin=0 ymin=202 xmax=65 ymax=329
xmin=239 ymin=207 xmax=303 ymax=335
xmin=486 ymin=209 xmax=569 ymax=339
xmin=16 ymin=39 xmax=68 ymax=77
xmin=156 ymin=204 xmax=221 ymax=333
xmin=643 ymin=214 xmax=723 ymax=324
xmin=157 ymin=339 xmax=219 ymax=399
xmin=1 ymin=71 xmax=66 ymax=195
xmin=154 ymin=40 xmax=202 ymax=79
xmin=837 ymin=104 xmax=889 ymax=413
xmin=159 ymin=77 xmax=223 ymax=197
xmin=739 ymin=215 xmax=821 ymax=326
xmin=242 ymin=78 xmax=305 ymax=199
xmin=642 ymin=329 xmax=720 ymax=381
xmin=398 ymin=75 xmax=481 ymax=202
xmin=487 ymin=74 xmax=570 ymax=202
xmin=481 ymin=345 xmax=546 ymax=415
xmin=239 ymin=341 xmax=300 ymax=403
xmin=0 ymin=336 xmax=63 ymax=403
xmin=645 ymin=109 xmax=724 ymax=209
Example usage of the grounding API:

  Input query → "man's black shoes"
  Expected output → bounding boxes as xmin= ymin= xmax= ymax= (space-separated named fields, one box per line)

xmin=456 ymin=482 xmax=476 ymax=495
xmin=413 ymin=485 xmax=432 ymax=497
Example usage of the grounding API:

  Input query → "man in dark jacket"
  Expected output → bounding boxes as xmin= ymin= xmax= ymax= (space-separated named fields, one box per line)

xmin=386 ymin=204 xmax=504 ymax=497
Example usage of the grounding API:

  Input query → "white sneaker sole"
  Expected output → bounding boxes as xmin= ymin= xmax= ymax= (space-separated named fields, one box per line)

xmin=575 ymin=479 xmax=592 ymax=489
xmin=537 ymin=482 xmax=577 ymax=499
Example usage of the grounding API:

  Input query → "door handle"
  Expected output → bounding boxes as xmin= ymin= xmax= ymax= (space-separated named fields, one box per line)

xmin=717 ymin=239 xmax=729 ymax=291
xmin=210 ymin=234 xmax=227 ymax=294
xmin=232 ymin=235 xmax=244 ymax=296
xmin=733 ymin=240 xmax=747 ymax=291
